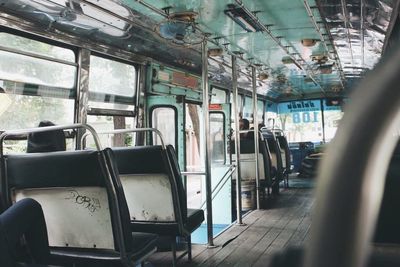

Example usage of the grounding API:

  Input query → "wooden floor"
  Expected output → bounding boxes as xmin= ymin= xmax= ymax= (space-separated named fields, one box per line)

xmin=147 ymin=187 xmax=314 ymax=267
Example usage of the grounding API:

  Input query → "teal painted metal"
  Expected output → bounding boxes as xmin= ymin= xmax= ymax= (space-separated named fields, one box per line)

xmin=146 ymin=95 xmax=185 ymax=167
xmin=0 ymin=0 xmax=390 ymax=101
xmin=121 ymin=0 xmax=343 ymax=98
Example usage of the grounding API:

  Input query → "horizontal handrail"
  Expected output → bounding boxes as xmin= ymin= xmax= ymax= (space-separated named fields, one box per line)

xmin=81 ymin=127 xmax=166 ymax=149
xmin=181 ymin=171 xmax=206 ymax=176
xmin=0 ymin=123 xmax=101 ymax=156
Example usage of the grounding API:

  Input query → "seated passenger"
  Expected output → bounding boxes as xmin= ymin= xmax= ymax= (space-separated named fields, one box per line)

xmin=0 ymin=198 xmax=49 ymax=266
xmin=239 ymin=118 xmax=250 ymax=139
xmin=27 ymin=121 xmax=66 ymax=153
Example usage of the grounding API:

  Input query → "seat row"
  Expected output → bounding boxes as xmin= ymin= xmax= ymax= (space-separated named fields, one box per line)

xmin=0 ymin=124 xmax=204 ymax=267
xmin=231 ymin=128 xmax=291 ymax=199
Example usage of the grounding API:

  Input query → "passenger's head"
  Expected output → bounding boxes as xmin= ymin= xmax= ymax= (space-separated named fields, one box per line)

xmin=27 ymin=120 xmax=66 ymax=153
xmin=239 ymin=118 xmax=250 ymax=130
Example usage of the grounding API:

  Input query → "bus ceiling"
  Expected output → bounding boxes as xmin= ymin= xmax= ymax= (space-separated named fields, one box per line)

xmin=0 ymin=0 xmax=397 ymax=102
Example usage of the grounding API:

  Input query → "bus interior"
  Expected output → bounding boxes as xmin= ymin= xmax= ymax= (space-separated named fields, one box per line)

xmin=0 ymin=0 xmax=399 ymax=266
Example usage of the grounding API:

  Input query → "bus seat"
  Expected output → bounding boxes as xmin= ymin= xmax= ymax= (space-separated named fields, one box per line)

xmin=230 ymin=138 xmax=274 ymax=194
xmin=374 ymin=141 xmax=400 ymax=244
xmin=262 ymin=131 xmax=284 ymax=194
xmin=108 ymin=145 xmax=204 ymax=266
xmin=276 ymin=135 xmax=291 ymax=188
xmin=1 ymin=150 xmax=157 ymax=266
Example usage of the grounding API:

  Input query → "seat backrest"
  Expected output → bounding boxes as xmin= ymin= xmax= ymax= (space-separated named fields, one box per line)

xmin=262 ymin=132 xmax=284 ymax=180
xmin=276 ymin=136 xmax=291 ymax=170
xmin=374 ymin=141 xmax=400 ymax=243
xmin=1 ymin=150 xmax=132 ymax=252
xmin=230 ymin=138 xmax=273 ymax=184
xmin=110 ymin=146 xmax=183 ymax=226
xmin=166 ymin=145 xmax=187 ymax=222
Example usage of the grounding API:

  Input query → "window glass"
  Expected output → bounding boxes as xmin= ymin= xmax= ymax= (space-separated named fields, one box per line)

xmin=86 ymin=115 xmax=135 ymax=148
xmin=185 ymin=103 xmax=204 ymax=213
xmin=277 ymin=100 xmax=323 ymax=143
xmin=0 ymin=50 xmax=76 ymax=89
xmin=230 ymin=93 xmax=243 ymax=118
xmin=0 ymin=33 xmax=75 ymax=62
xmin=210 ymin=113 xmax=225 ymax=164
xmin=186 ymin=103 xmax=204 ymax=172
xmin=243 ymin=96 xmax=253 ymax=121
xmin=0 ymin=94 xmax=74 ymax=130
xmin=266 ymin=112 xmax=281 ymax=129
xmin=0 ymin=93 xmax=74 ymax=153
xmin=257 ymin=100 xmax=264 ymax=124
xmin=323 ymin=100 xmax=344 ymax=142
xmin=211 ymin=88 xmax=226 ymax=103
xmin=89 ymin=55 xmax=136 ymax=97
xmin=151 ymin=107 xmax=176 ymax=147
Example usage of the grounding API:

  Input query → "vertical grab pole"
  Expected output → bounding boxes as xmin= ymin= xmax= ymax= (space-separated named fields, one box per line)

xmin=232 ymin=55 xmax=243 ymax=225
xmin=321 ymin=99 xmax=326 ymax=143
xmin=202 ymin=41 xmax=214 ymax=246
xmin=252 ymin=66 xmax=260 ymax=210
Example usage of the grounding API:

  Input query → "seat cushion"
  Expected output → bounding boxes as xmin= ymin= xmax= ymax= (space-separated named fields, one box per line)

xmin=131 ymin=221 xmax=180 ymax=236
xmin=185 ymin=209 xmax=204 ymax=233
xmin=130 ymin=232 xmax=158 ymax=261
xmin=49 ymin=232 xmax=157 ymax=264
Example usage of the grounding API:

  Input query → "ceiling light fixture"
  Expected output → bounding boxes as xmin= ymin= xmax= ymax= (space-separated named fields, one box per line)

xmin=208 ymin=48 xmax=224 ymax=57
xmin=301 ymin=39 xmax=318 ymax=47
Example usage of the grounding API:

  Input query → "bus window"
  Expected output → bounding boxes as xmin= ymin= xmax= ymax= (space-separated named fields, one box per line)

xmin=257 ymin=100 xmax=264 ymax=125
xmin=151 ymin=107 xmax=176 ymax=147
xmin=0 ymin=34 xmax=76 ymax=89
xmin=0 ymin=33 xmax=75 ymax=62
xmin=278 ymin=100 xmax=323 ymax=143
xmin=185 ymin=103 xmax=204 ymax=209
xmin=86 ymin=115 xmax=135 ymax=147
xmin=0 ymin=33 xmax=76 ymax=152
xmin=88 ymin=55 xmax=137 ymax=110
xmin=211 ymin=88 xmax=226 ymax=104
xmin=323 ymin=100 xmax=344 ymax=142
xmin=230 ymin=93 xmax=243 ymax=119
xmin=210 ymin=113 xmax=225 ymax=164
xmin=243 ymin=96 xmax=253 ymax=122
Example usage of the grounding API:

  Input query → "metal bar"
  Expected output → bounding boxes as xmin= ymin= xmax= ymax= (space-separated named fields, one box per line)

xmin=0 ymin=44 xmax=78 ymax=67
xmin=233 ymin=0 xmax=325 ymax=95
xmin=202 ymin=41 xmax=214 ymax=246
xmin=320 ymin=99 xmax=326 ymax=143
xmin=75 ymin=48 xmax=90 ymax=150
xmin=360 ymin=0 xmax=365 ymax=68
xmin=200 ymin=166 xmax=236 ymax=209
xmin=303 ymin=0 xmax=345 ymax=89
xmin=341 ymin=0 xmax=355 ymax=66
xmin=303 ymin=0 xmax=330 ymax=54
xmin=81 ymin=127 xmax=167 ymax=149
xmin=252 ymin=66 xmax=260 ymax=210
xmin=0 ymin=123 xmax=102 ymax=156
xmin=134 ymin=0 xmax=303 ymax=97
xmin=207 ymin=56 xmax=284 ymax=96
xmin=134 ymin=0 xmax=168 ymax=17
xmin=232 ymin=55 xmax=243 ymax=225
xmin=181 ymin=172 xmax=207 ymax=176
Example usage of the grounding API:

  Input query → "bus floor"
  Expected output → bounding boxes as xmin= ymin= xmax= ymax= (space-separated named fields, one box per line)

xmin=147 ymin=186 xmax=314 ymax=267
